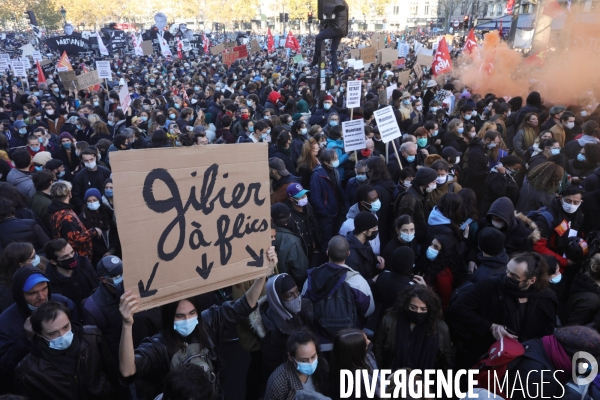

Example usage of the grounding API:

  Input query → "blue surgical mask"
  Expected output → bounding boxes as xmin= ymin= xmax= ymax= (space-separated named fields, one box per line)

xmin=149 ymin=79 xmax=155 ymax=83
xmin=331 ymin=160 xmax=340 ymax=168
xmin=105 ymin=189 xmax=114 ymax=198
xmin=108 ymin=120 xmax=115 ymax=126
xmin=426 ymin=246 xmax=439 ymax=260
xmin=403 ymin=99 xmax=411 ymax=105
xmin=63 ymin=142 xmax=71 ymax=149
xmin=432 ymin=130 xmax=439 ymax=137
xmin=261 ymin=133 xmax=268 ymax=140
xmin=34 ymin=166 xmax=43 ymax=171
xmin=368 ymin=199 xmax=381 ymax=212
xmin=46 ymin=329 xmax=74 ymax=350
xmin=19 ymin=128 xmax=27 ymax=134
xmin=87 ymin=201 xmax=101 ymax=211
xmin=246 ymin=100 xmax=253 ymax=107
xmin=173 ymin=316 xmax=199 ymax=337
xmin=301 ymin=128 xmax=308 ymax=135
xmin=295 ymin=358 xmax=318 ymax=375
xmin=550 ymin=273 xmax=562 ymax=284
xmin=457 ymin=127 xmax=464 ymax=134
xmin=406 ymin=155 xmax=416 ymax=163
xmin=329 ymin=120 xmax=338 ymax=127
xmin=323 ymin=103 xmax=331 ymax=110
xmin=578 ymin=153 xmax=587 ymax=162
xmin=169 ymin=113 xmax=176 ymax=120
xmin=31 ymin=254 xmax=41 ymax=267
xmin=464 ymin=114 xmax=472 ymax=120
xmin=356 ymin=174 xmax=367 ymax=182
xmin=417 ymin=138 xmax=428 ymax=148
xmin=550 ymin=148 xmax=561 ymax=155
xmin=57 ymin=171 xmax=65 ymax=178
xmin=249 ymin=126 xmax=254 ymax=132
xmin=400 ymin=232 xmax=415 ymax=242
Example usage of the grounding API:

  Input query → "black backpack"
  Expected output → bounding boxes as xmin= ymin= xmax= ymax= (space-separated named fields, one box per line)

xmin=312 ymin=279 xmax=358 ymax=340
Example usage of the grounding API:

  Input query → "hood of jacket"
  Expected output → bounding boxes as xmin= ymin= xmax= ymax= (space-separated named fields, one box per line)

xmin=266 ymin=274 xmax=293 ymax=321
xmin=346 ymin=231 xmax=369 ymax=250
xmin=577 ymin=135 xmax=599 ymax=148
xmin=428 ymin=206 xmax=452 ymax=226
xmin=12 ymin=266 xmax=53 ymax=315
xmin=46 ymin=198 xmax=74 ymax=214
xmin=477 ymin=249 xmax=509 ymax=270
xmin=346 ymin=203 xmax=360 ymax=219
xmin=570 ymin=273 xmax=600 ymax=296
xmin=305 ymin=263 xmax=349 ymax=302
xmin=487 ymin=197 xmax=516 ymax=229
xmin=6 ymin=169 xmax=31 ymax=187
xmin=373 ymin=179 xmax=397 ymax=196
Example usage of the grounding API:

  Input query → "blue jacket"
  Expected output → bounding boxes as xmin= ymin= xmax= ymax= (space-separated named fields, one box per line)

xmin=309 ymin=165 xmax=344 ymax=218
xmin=326 ymin=138 xmax=349 ymax=182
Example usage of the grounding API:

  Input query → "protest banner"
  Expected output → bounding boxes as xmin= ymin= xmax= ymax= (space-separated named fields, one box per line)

xmin=373 ymin=106 xmax=402 ymax=143
xmin=110 ymin=144 xmax=272 ymax=310
xmin=378 ymin=48 xmax=397 ymax=65
xmin=20 ymin=44 xmax=35 ymax=57
xmin=96 ymin=60 xmax=112 ymax=79
xmin=18 ymin=57 xmax=32 ymax=69
xmin=249 ymin=39 xmax=261 ymax=54
xmin=346 ymin=80 xmax=362 ymax=109
xmin=0 ymin=54 xmax=9 ymax=60
xmin=414 ymin=63 xmax=423 ymax=79
xmin=386 ymin=84 xmax=397 ymax=101
xmin=360 ymin=46 xmax=376 ymax=64
xmin=353 ymin=60 xmax=364 ymax=69
xmin=211 ymin=43 xmax=225 ymax=55
xmin=76 ymin=70 xmax=102 ymax=90
xmin=223 ymin=51 xmax=239 ymax=67
xmin=39 ymin=59 xmax=55 ymax=78
xmin=342 ymin=119 xmax=366 ymax=152
xmin=416 ymin=53 xmax=433 ymax=66
xmin=396 ymin=58 xmax=405 ymax=68
xmin=31 ymin=51 xmax=42 ymax=61
xmin=119 ymin=81 xmax=131 ymax=111
xmin=398 ymin=70 xmax=411 ymax=86
xmin=224 ymin=41 xmax=236 ymax=49
xmin=0 ymin=59 xmax=8 ymax=73
xmin=292 ymin=54 xmax=303 ymax=64
xmin=350 ymin=49 xmax=360 ymax=59
xmin=11 ymin=61 xmax=27 ymax=77
xmin=233 ymin=44 xmax=248 ymax=58
xmin=414 ymin=41 xmax=424 ymax=55
xmin=58 ymin=70 xmax=77 ymax=88
xmin=397 ymin=42 xmax=410 ymax=58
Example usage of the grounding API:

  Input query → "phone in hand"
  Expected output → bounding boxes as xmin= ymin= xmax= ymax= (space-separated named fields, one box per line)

xmin=460 ymin=218 xmax=473 ymax=231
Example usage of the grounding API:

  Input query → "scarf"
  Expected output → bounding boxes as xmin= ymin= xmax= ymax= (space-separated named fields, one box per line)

xmin=391 ymin=312 xmax=439 ymax=371
xmin=542 ymin=335 xmax=572 ymax=384
xmin=32 ymin=325 xmax=82 ymax=376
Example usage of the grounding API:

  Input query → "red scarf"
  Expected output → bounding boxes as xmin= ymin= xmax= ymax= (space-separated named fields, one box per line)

xmin=542 ymin=335 xmax=572 ymax=383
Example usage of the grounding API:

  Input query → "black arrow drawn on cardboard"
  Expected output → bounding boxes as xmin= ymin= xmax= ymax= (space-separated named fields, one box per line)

xmin=246 ymin=245 xmax=264 ymax=267
xmin=139 ymin=262 xmax=159 ymax=297
xmin=196 ymin=253 xmax=213 ymax=279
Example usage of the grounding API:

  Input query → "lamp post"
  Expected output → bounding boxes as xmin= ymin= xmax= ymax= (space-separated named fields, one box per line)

xmin=60 ymin=6 xmax=66 ymax=22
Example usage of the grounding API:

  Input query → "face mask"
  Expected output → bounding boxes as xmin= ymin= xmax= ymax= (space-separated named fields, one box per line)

xmin=405 ymin=310 xmax=428 ymax=324
xmin=19 ymin=128 xmax=28 ymax=135
xmin=141 ymin=116 xmax=148 ymax=122
xmin=248 ymin=126 xmax=255 ymax=132
xmin=417 ymin=138 xmax=428 ymax=147
xmin=469 ymin=131 xmax=477 ymax=138
xmin=85 ymin=161 xmax=96 ymax=170
xmin=578 ymin=153 xmax=587 ymax=162
xmin=430 ymin=107 xmax=438 ymax=113
xmin=487 ymin=142 xmax=497 ymax=149
xmin=415 ymin=105 xmax=423 ymax=112
xmin=58 ymin=255 xmax=79 ymax=270
xmin=464 ymin=114 xmax=472 ymax=120
xmin=30 ymin=145 xmax=41 ymax=152
xmin=454 ymin=156 xmax=461 ymax=165
xmin=550 ymin=273 xmax=562 ymax=284
xmin=426 ymin=184 xmax=436 ymax=193
xmin=331 ymin=160 xmax=340 ymax=168
xmin=356 ymin=174 xmax=367 ymax=182
xmin=457 ymin=127 xmax=464 ymax=134
xmin=295 ymin=358 xmax=318 ymax=375
xmin=323 ymin=103 xmax=331 ymax=110
xmin=550 ymin=148 xmax=561 ymax=155
xmin=173 ymin=316 xmax=198 ymax=337
xmin=105 ymin=189 xmax=114 ymax=198
xmin=329 ymin=120 xmax=338 ymax=127
xmin=406 ymin=155 xmax=416 ymax=163
xmin=472 ymin=111 xmax=478 ymax=117
xmin=168 ymin=113 xmax=177 ymax=120
xmin=34 ymin=166 xmax=43 ymax=172
xmin=283 ymin=295 xmax=302 ymax=314
xmin=403 ymin=99 xmax=411 ymax=105
xmin=565 ymin=122 xmax=575 ymax=129
xmin=46 ymin=329 xmax=74 ymax=350
xmin=319 ymin=141 xmax=327 ymax=148
xmin=400 ymin=232 xmax=415 ymax=242
xmin=174 ymin=104 xmax=181 ymax=109
xmin=108 ymin=120 xmax=115 ymax=127
xmin=63 ymin=142 xmax=71 ymax=149
xmin=52 ymin=88 xmax=60 ymax=93
xmin=432 ymin=130 xmax=439 ymax=137
xmin=491 ymin=220 xmax=506 ymax=229
xmin=194 ymin=86 xmax=201 ymax=92
xmin=404 ymin=180 xmax=412 ymax=188
xmin=426 ymin=246 xmax=439 ymax=260
xmin=436 ymin=176 xmax=447 ymax=185
xmin=87 ymin=201 xmax=101 ymax=211
xmin=562 ymin=200 xmax=580 ymax=214
xmin=57 ymin=171 xmax=65 ymax=178
xmin=504 ymin=276 xmax=523 ymax=292
xmin=31 ymin=254 xmax=41 ymax=267
xmin=36 ymin=116 xmax=42 ymax=121
xmin=149 ymin=79 xmax=156 ymax=83
xmin=46 ymin=109 xmax=55 ymax=116
xmin=301 ymin=128 xmax=308 ymax=135
xmin=261 ymin=133 xmax=268 ymax=140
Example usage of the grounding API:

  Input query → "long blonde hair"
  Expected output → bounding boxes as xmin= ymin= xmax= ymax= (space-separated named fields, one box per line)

xmin=297 ymin=138 xmax=319 ymax=171
xmin=518 ymin=112 xmax=540 ymax=149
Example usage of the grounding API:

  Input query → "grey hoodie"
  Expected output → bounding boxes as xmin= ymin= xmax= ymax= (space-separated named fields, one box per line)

xmin=6 ymin=169 xmax=35 ymax=198
xmin=266 ymin=274 xmax=293 ymax=322
xmin=339 ymin=203 xmax=380 ymax=255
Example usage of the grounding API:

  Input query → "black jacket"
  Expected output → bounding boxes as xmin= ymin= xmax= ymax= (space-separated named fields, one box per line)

xmin=71 ymin=166 xmax=112 ymax=210
xmin=371 ymin=179 xmax=396 ymax=248
xmin=373 ymin=272 xmax=413 ymax=311
xmin=44 ymin=256 xmax=99 ymax=313
xmin=0 ymin=217 xmax=50 ymax=253
xmin=563 ymin=273 xmax=600 ymax=326
xmin=582 ymin=189 xmax=600 ymax=234
xmin=14 ymin=325 xmax=116 ymax=400
xmin=398 ymin=185 xmax=431 ymax=245
xmin=446 ymin=274 xmax=557 ymax=369
xmin=463 ymin=139 xmax=488 ymax=200
xmin=583 ymin=167 xmax=600 ymax=193
xmin=481 ymin=169 xmax=520 ymax=217
xmin=320 ymin=0 xmax=349 ymax=36
xmin=55 ymin=146 xmax=80 ymax=173
xmin=285 ymin=198 xmax=320 ymax=257
xmin=346 ymin=232 xmax=378 ymax=280
xmin=472 ymin=250 xmax=509 ymax=283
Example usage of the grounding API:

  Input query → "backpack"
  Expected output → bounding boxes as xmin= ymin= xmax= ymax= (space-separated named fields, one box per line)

xmin=526 ymin=206 xmax=554 ymax=230
xmin=472 ymin=337 xmax=525 ymax=400
xmin=82 ymin=295 xmax=108 ymax=332
xmin=312 ymin=278 xmax=358 ymax=341
xmin=448 ymin=280 xmax=474 ymax=307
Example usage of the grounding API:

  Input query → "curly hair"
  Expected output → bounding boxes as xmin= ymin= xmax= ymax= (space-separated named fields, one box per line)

xmin=527 ymin=161 xmax=564 ymax=192
xmin=389 ymin=285 xmax=442 ymax=336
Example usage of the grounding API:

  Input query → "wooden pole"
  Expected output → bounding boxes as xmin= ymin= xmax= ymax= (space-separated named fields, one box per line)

xmin=391 ymin=139 xmax=403 ymax=171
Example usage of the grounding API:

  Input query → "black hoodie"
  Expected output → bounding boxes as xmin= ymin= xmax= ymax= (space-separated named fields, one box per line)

xmin=563 ymin=273 xmax=600 ymax=326
xmin=44 ymin=256 xmax=99 ymax=313
xmin=371 ymin=178 xmax=397 ymax=248
xmin=472 ymin=250 xmax=509 ymax=283
xmin=0 ymin=266 xmax=76 ymax=384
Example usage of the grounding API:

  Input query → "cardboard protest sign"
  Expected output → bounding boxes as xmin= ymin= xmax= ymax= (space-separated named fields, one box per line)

xmin=96 ymin=60 xmax=112 ymax=79
xmin=141 ymin=41 xmax=154 ymax=56
xmin=378 ymin=48 xmax=397 ymax=65
xmin=58 ymin=70 xmax=77 ymax=88
xmin=249 ymin=39 xmax=261 ymax=54
xmin=350 ymin=49 xmax=360 ymax=59
xmin=18 ymin=57 xmax=32 ymax=69
xmin=371 ymin=34 xmax=385 ymax=50
xmin=416 ymin=53 xmax=433 ymax=66
xmin=111 ymin=145 xmax=271 ymax=310
xmin=76 ymin=70 xmax=102 ymax=90
xmin=342 ymin=119 xmax=366 ymax=152
xmin=210 ymin=43 xmax=225 ymax=55
xmin=346 ymin=80 xmax=362 ymax=109
xmin=233 ymin=45 xmax=248 ymax=58
xmin=223 ymin=51 xmax=239 ymax=67
xmin=373 ymin=106 xmax=401 ymax=143
xmin=414 ymin=63 xmax=423 ymax=79
xmin=398 ymin=70 xmax=411 ymax=86
xmin=224 ymin=41 xmax=236 ymax=49
xmin=360 ymin=47 xmax=376 ymax=64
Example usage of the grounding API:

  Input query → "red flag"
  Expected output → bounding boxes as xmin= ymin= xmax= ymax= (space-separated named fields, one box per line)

xmin=202 ymin=33 xmax=209 ymax=53
xmin=506 ymin=0 xmax=515 ymax=14
xmin=267 ymin=28 xmax=275 ymax=53
xmin=463 ymin=29 xmax=477 ymax=54
xmin=432 ymin=37 xmax=452 ymax=76
xmin=56 ymin=51 xmax=73 ymax=71
xmin=177 ymin=38 xmax=183 ymax=59
xmin=285 ymin=30 xmax=300 ymax=52
xmin=36 ymin=60 xmax=46 ymax=84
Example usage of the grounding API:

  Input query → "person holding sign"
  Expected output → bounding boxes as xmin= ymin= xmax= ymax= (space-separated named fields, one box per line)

xmin=118 ymin=248 xmax=277 ymax=399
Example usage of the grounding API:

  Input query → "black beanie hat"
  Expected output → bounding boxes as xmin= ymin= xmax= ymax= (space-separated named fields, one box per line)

xmin=275 ymin=273 xmax=297 ymax=298
xmin=412 ymin=167 xmax=438 ymax=188
xmin=478 ymin=227 xmax=506 ymax=256
xmin=354 ymin=211 xmax=378 ymax=234
xmin=389 ymin=247 xmax=415 ymax=275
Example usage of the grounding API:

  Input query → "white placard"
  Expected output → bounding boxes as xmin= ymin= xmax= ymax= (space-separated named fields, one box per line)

xmin=18 ymin=57 xmax=32 ymax=69
xmin=96 ymin=60 xmax=112 ymax=79
xmin=353 ymin=60 xmax=364 ymax=69
xmin=31 ymin=51 xmax=42 ymax=61
xmin=0 ymin=54 xmax=10 ymax=60
xmin=373 ymin=106 xmax=401 ymax=143
xmin=386 ymin=83 xmax=397 ymax=101
xmin=346 ymin=80 xmax=362 ymax=109
xmin=342 ymin=119 xmax=366 ymax=152
xmin=11 ymin=61 xmax=27 ymax=77
xmin=398 ymin=42 xmax=410 ymax=58
xmin=20 ymin=44 xmax=35 ymax=57
xmin=118 ymin=80 xmax=131 ymax=111
xmin=0 ymin=59 xmax=8 ymax=72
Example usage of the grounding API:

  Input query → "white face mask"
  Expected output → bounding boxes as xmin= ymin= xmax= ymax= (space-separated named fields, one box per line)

xmin=562 ymin=200 xmax=580 ymax=214
xmin=565 ymin=122 xmax=575 ymax=129
xmin=454 ymin=156 xmax=461 ymax=165
xmin=84 ymin=161 xmax=97 ymax=170
xmin=436 ymin=176 xmax=447 ymax=185
xmin=297 ymin=197 xmax=309 ymax=207
xmin=491 ymin=220 xmax=506 ymax=229
xmin=426 ymin=183 xmax=436 ymax=193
